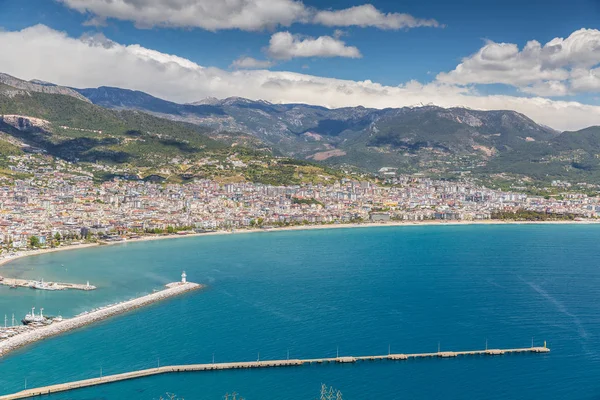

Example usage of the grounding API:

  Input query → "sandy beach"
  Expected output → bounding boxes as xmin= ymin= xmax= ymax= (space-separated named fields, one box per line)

xmin=1 ymin=219 xmax=599 ymax=270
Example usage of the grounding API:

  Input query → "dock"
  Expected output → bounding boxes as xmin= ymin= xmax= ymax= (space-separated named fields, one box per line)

xmin=0 ymin=346 xmax=549 ymax=399
xmin=0 ymin=277 xmax=96 ymax=291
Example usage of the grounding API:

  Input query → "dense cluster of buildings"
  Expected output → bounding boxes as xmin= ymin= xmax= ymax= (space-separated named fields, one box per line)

xmin=0 ymin=153 xmax=599 ymax=252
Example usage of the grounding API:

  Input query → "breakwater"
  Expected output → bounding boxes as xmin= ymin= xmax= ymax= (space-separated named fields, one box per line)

xmin=0 ymin=346 xmax=550 ymax=399
xmin=0 ymin=282 xmax=202 ymax=358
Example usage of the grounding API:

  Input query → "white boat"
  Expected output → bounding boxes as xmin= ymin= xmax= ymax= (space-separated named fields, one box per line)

xmin=21 ymin=307 xmax=48 ymax=325
xmin=31 ymin=279 xmax=62 ymax=291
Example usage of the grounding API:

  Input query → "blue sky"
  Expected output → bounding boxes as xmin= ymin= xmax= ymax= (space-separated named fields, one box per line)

xmin=2 ymin=0 xmax=598 ymax=85
xmin=1 ymin=0 xmax=600 ymax=130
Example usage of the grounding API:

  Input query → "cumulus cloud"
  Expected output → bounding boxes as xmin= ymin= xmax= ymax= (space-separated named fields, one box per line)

xmin=231 ymin=56 xmax=274 ymax=69
xmin=314 ymin=4 xmax=440 ymax=30
xmin=59 ymin=0 xmax=310 ymax=31
xmin=520 ymin=81 xmax=570 ymax=97
xmin=570 ymin=67 xmax=600 ymax=93
xmin=267 ymin=31 xmax=361 ymax=60
xmin=81 ymin=15 xmax=107 ymax=27
xmin=437 ymin=28 xmax=600 ymax=97
xmin=79 ymin=32 xmax=116 ymax=49
xmin=58 ymin=0 xmax=441 ymax=32
xmin=3 ymin=25 xmax=600 ymax=131
xmin=332 ymin=29 xmax=347 ymax=39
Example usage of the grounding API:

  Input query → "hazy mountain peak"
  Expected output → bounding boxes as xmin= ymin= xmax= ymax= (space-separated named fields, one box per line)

xmin=29 ymin=79 xmax=57 ymax=87
xmin=0 ymin=73 xmax=90 ymax=103
xmin=187 ymin=97 xmax=221 ymax=106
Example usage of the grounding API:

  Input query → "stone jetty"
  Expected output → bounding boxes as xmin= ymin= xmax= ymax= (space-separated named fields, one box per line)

xmin=0 ymin=281 xmax=202 ymax=358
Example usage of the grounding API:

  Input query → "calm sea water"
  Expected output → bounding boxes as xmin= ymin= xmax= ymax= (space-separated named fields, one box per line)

xmin=0 ymin=225 xmax=599 ymax=400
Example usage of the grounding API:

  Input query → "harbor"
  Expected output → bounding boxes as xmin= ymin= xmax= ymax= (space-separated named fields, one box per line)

xmin=0 ymin=273 xmax=202 ymax=358
xmin=0 ymin=277 xmax=96 ymax=291
xmin=0 ymin=345 xmax=550 ymax=399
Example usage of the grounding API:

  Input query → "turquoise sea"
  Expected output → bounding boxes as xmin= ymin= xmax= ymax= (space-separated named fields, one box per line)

xmin=0 ymin=225 xmax=599 ymax=399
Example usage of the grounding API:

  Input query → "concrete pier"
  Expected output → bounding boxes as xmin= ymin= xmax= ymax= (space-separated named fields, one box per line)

xmin=0 ymin=346 xmax=549 ymax=399
xmin=0 ymin=278 xmax=96 ymax=291
xmin=0 ymin=282 xmax=202 ymax=358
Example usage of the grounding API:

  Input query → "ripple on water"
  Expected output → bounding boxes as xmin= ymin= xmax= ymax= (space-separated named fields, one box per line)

xmin=0 ymin=225 xmax=599 ymax=400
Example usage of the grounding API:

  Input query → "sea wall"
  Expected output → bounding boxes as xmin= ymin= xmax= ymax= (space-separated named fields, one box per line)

xmin=0 ymin=282 xmax=202 ymax=357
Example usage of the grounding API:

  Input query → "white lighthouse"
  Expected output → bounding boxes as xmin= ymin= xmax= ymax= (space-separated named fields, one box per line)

xmin=181 ymin=271 xmax=187 ymax=284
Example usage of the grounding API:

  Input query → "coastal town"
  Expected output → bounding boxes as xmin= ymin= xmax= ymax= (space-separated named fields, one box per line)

xmin=0 ymin=153 xmax=598 ymax=257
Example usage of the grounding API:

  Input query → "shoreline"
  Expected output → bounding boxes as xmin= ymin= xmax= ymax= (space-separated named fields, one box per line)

xmin=1 ymin=219 xmax=599 ymax=270
xmin=0 ymin=282 xmax=203 ymax=358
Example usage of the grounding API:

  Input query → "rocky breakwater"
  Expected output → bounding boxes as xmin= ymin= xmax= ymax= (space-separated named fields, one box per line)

xmin=0 ymin=282 xmax=202 ymax=358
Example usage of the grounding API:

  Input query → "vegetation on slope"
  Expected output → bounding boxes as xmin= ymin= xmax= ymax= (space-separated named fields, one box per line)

xmin=0 ymin=86 xmax=348 ymax=185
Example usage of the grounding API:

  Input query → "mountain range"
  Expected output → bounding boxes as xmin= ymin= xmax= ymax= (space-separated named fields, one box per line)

xmin=3 ymin=72 xmax=600 ymax=187
xmin=0 ymin=73 xmax=348 ymax=185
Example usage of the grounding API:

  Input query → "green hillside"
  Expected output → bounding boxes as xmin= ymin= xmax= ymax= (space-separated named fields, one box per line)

xmin=0 ymin=87 xmax=346 ymax=184
xmin=478 ymin=126 xmax=600 ymax=185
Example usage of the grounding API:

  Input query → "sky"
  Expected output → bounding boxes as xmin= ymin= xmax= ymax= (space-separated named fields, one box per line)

xmin=1 ymin=0 xmax=600 ymax=130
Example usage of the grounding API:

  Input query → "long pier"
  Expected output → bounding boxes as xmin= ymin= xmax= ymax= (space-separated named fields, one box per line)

xmin=0 ymin=346 xmax=549 ymax=399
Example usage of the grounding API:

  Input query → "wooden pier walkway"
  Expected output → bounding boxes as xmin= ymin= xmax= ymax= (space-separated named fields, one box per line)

xmin=0 ymin=345 xmax=549 ymax=399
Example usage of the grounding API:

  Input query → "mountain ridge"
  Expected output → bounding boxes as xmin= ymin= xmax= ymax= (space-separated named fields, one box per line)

xmin=0 ymin=73 xmax=90 ymax=103
xmin=73 ymin=85 xmax=600 ymax=186
xmin=5 ymin=72 xmax=600 ymax=186
xmin=0 ymin=78 xmax=347 ymax=185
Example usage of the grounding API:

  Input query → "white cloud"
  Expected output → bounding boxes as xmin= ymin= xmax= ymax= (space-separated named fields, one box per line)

xmin=333 ymin=29 xmax=346 ymax=39
xmin=231 ymin=56 xmax=274 ymax=69
xmin=437 ymin=29 xmax=600 ymax=97
xmin=570 ymin=67 xmax=600 ymax=93
xmin=79 ymin=32 xmax=116 ymax=49
xmin=58 ymin=0 xmax=441 ymax=32
xmin=3 ymin=25 xmax=600 ymax=131
xmin=314 ymin=4 xmax=440 ymax=30
xmin=520 ymin=81 xmax=570 ymax=97
xmin=81 ymin=15 xmax=107 ymax=27
xmin=59 ymin=0 xmax=310 ymax=31
xmin=436 ymin=40 xmax=570 ymax=87
xmin=267 ymin=31 xmax=361 ymax=60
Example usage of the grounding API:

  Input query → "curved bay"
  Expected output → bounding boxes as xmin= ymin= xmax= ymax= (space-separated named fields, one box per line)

xmin=0 ymin=225 xmax=599 ymax=399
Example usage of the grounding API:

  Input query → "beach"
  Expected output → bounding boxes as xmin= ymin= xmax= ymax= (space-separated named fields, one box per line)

xmin=2 ymin=218 xmax=599 ymax=270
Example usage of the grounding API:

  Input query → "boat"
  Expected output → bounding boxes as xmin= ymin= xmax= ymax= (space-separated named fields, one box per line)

xmin=21 ymin=307 xmax=50 ymax=325
xmin=31 ymin=279 xmax=62 ymax=291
